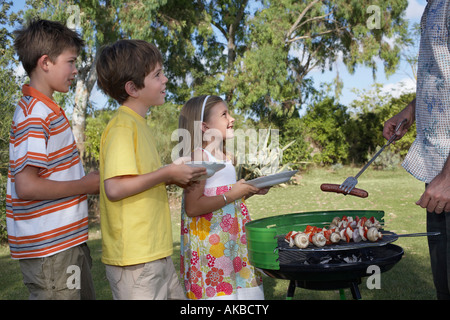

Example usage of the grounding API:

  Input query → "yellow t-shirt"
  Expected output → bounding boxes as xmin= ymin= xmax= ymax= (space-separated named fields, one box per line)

xmin=99 ymin=106 xmax=172 ymax=266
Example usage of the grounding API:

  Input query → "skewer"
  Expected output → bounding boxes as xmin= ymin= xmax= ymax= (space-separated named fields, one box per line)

xmin=381 ymin=232 xmax=440 ymax=237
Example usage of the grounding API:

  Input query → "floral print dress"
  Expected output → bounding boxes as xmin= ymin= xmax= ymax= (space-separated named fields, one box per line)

xmin=180 ymin=150 xmax=264 ymax=300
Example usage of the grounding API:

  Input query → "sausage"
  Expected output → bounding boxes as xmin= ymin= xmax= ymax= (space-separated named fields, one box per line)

xmin=320 ymin=183 xmax=368 ymax=198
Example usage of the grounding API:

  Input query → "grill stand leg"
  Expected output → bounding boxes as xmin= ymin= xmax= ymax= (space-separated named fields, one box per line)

xmin=350 ymin=282 xmax=362 ymax=300
xmin=285 ymin=280 xmax=362 ymax=300
xmin=286 ymin=280 xmax=296 ymax=300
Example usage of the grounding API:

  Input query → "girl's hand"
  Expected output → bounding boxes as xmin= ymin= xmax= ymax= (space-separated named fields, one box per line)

xmin=256 ymin=187 xmax=271 ymax=195
xmin=227 ymin=179 xmax=260 ymax=201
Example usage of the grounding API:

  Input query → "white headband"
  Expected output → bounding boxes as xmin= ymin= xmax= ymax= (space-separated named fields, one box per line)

xmin=200 ymin=95 xmax=210 ymax=123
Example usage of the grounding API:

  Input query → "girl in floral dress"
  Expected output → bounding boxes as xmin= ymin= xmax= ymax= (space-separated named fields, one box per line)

xmin=178 ymin=95 xmax=267 ymax=300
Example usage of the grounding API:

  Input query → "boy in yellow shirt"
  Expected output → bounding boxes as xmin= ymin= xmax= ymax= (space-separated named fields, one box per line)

xmin=96 ymin=39 xmax=206 ymax=299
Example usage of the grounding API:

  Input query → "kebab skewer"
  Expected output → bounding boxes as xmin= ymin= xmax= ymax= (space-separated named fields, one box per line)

xmin=285 ymin=215 xmax=383 ymax=248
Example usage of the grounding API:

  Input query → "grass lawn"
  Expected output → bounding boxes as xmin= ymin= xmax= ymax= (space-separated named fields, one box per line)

xmin=0 ymin=167 xmax=437 ymax=300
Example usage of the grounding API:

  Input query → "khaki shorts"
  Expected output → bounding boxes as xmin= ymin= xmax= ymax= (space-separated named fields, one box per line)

xmin=19 ymin=243 xmax=95 ymax=300
xmin=105 ymin=256 xmax=185 ymax=300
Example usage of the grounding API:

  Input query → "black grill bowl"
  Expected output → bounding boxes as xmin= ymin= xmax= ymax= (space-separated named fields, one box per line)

xmin=260 ymin=243 xmax=403 ymax=282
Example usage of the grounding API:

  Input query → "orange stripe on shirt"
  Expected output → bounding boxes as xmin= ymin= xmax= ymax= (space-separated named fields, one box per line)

xmin=10 ymin=195 xmax=87 ymax=221
xmin=47 ymin=144 xmax=77 ymax=161
xmin=39 ymin=157 xmax=81 ymax=178
xmin=13 ymin=132 xmax=47 ymax=148
xmin=15 ymin=117 xmax=49 ymax=133
xmin=9 ymin=234 xmax=88 ymax=259
xmin=26 ymin=98 xmax=40 ymax=115
xmin=50 ymin=122 xmax=70 ymax=136
xmin=9 ymin=152 xmax=48 ymax=170
xmin=8 ymin=217 xmax=88 ymax=244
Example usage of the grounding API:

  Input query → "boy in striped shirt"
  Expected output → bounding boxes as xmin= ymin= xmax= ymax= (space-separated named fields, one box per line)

xmin=6 ymin=19 xmax=99 ymax=299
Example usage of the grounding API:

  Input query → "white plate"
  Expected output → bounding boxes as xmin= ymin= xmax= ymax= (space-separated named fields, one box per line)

xmin=186 ymin=161 xmax=226 ymax=180
xmin=245 ymin=170 xmax=298 ymax=188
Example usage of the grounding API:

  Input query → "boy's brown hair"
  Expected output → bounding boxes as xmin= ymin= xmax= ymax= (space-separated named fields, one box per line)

xmin=96 ymin=39 xmax=163 ymax=104
xmin=14 ymin=19 xmax=84 ymax=76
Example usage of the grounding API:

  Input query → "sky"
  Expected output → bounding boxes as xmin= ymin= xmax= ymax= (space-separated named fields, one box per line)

xmin=9 ymin=0 xmax=427 ymax=110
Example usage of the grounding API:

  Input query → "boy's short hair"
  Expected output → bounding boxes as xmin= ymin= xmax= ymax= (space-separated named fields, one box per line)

xmin=14 ymin=19 xmax=84 ymax=76
xmin=96 ymin=39 xmax=163 ymax=104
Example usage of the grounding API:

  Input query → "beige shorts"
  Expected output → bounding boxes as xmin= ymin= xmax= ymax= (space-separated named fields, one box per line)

xmin=19 ymin=243 xmax=95 ymax=300
xmin=105 ymin=256 xmax=185 ymax=300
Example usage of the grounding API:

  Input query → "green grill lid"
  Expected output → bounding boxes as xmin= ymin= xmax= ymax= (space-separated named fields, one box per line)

xmin=246 ymin=210 xmax=385 ymax=270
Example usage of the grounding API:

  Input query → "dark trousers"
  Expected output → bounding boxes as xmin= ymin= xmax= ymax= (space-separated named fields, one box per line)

xmin=427 ymin=209 xmax=450 ymax=299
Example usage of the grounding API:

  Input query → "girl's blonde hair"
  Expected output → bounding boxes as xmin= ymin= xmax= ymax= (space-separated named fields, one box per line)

xmin=178 ymin=95 xmax=226 ymax=158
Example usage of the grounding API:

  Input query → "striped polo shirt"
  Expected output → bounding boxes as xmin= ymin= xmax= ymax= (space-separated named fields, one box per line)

xmin=6 ymin=84 xmax=89 ymax=259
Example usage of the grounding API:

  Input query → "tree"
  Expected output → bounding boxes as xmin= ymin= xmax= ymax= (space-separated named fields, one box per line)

xmin=0 ymin=0 xmax=21 ymax=167
xmin=0 ymin=0 xmax=23 ymax=242
xmin=201 ymin=0 xmax=251 ymax=102
xmin=347 ymin=84 xmax=416 ymax=161
xmin=16 ymin=0 xmax=411 ymax=167
xmin=227 ymin=0 xmax=410 ymax=119
xmin=0 ymin=0 xmax=22 ymax=172
xmin=301 ymin=96 xmax=350 ymax=164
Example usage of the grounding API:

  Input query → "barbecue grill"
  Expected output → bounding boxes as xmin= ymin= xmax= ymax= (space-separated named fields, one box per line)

xmin=246 ymin=210 xmax=404 ymax=299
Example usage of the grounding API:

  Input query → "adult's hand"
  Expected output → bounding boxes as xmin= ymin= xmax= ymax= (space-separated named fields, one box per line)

xmin=382 ymin=98 xmax=415 ymax=141
xmin=416 ymin=171 xmax=450 ymax=214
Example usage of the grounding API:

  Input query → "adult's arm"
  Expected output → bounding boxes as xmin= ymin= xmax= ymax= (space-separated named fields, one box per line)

xmin=383 ymin=98 xmax=450 ymax=214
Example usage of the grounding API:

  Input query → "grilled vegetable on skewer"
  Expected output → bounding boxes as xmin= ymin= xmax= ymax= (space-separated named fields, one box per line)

xmin=367 ymin=227 xmax=383 ymax=242
xmin=294 ymin=232 xmax=309 ymax=248
xmin=311 ymin=232 xmax=327 ymax=247
xmin=285 ymin=215 xmax=384 ymax=248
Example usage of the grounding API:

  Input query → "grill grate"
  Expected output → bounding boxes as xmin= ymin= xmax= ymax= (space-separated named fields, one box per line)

xmin=276 ymin=234 xmax=402 ymax=268
xmin=278 ymin=246 xmax=376 ymax=267
xmin=277 ymin=231 xmax=398 ymax=252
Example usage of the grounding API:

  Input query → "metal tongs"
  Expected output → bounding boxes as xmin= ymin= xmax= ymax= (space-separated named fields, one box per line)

xmin=339 ymin=118 xmax=407 ymax=194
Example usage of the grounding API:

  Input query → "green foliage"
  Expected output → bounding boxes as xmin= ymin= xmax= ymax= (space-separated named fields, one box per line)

xmin=279 ymin=116 xmax=312 ymax=167
xmin=0 ymin=0 xmax=23 ymax=243
xmin=301 ymin=97 xmax=351 ymax=165
xmin=84 ymin=103 xmax=182 ymax=166
xmin=84 ymin=109 xmax=115 ymax=162
xmin=378 ymin=91 xmax=417 ymax=158
xmin=235 ymin=127 xmax=295 ymax=180
xmin=296 ymin=87 xmax=416 ymax=167
xmin=0 ymin=173 xmax=7 ymax=243
xmin=344 ymin=109 xmax=386 ymax=164
xmin=347 ymin=85 xmax=416 ymax=162
xmin=13 ymin=0 xmax=412 ymax=167
xmin=229 ymin=0 xmax=410 ymax=120
xmin=0 ymin=1 xmax=21 ymax=171
xmin=147 ymin=102 xmax=182 ymax=165
xmin=371 ymin=146 xmax=402 ymax=170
